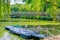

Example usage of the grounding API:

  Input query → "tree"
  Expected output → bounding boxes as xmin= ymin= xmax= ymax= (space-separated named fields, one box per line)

xmin=0 ymin=0 xmax=5 ymax=19
xmin=0 ymin=0 xmax=10 ymax=19
xmin=22 ymin=0 xmax=41 ymax=12
xmin=6 ymin=0 xmax=10 ymax=18
xmin=0 ymin=0 xmax=2 ymax=19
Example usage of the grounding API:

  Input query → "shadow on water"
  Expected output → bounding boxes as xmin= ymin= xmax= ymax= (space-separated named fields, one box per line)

xmin=10 ymin=33 xmax=40 ymax=40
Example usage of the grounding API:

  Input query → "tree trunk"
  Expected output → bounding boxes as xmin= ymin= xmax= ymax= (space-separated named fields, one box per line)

xmin=0 ymin=0 xmax=2 ymax=19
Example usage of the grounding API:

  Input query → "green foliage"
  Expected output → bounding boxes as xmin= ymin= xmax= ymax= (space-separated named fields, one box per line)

xmin=40 ymin=16 xmax=53 ymax=21
xmin=0 ymin=0 xmax=60 ymax=20
xmin=23 ymin=0 xmax=32 ymax=4
xmin=0 ymin=0 xmax=10 ymax=19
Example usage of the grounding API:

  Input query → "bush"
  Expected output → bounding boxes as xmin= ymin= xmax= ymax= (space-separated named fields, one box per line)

xmin=40 ymin=16 xmax=53 ymax=21
xmin=10 ymin=14 xmax=53 ymax=21
xmin=22 ymin=16 xmax=27 ymax=19
xmin=34 ymin=15 xmax=40 ymax=20
xmin=26 ymin=16 xmax=34 ymax=19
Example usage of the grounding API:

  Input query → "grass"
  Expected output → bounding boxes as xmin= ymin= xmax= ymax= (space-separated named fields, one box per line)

xmin=0 ymin=21 xmax=60 ymax=25
xmin=0 ymin=18 xmax=58 ymax=22
xmin=0 ymin=18 xmax=60 ymax=25
xmin=0 ymin=18 xmax=42 ymax=22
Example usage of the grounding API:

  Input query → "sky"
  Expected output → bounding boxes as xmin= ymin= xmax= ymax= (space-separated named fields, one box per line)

xmin=10 ymin=0 xmax=25 ymax=5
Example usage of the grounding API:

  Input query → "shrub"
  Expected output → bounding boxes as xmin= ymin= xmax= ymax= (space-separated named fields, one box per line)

xmin=40 ymin=16 xmax=53 ymax=21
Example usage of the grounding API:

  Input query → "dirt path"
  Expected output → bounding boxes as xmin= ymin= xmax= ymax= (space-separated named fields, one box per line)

xmin=0 ymin=32 xmax=33 ymax=40
xmin=44 ymin=34 xmax=60 ymax=40
xmin=0 ymin=32 xmax=18 ymax=40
